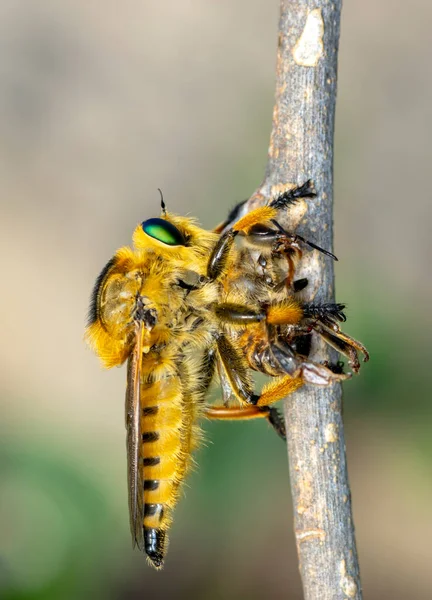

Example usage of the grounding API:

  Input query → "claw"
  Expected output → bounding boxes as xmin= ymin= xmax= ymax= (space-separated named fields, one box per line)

xmin=307 ymin=320 xmax=368 ymax=374
xmin=300 ymin=361 xmax=351 ymax=386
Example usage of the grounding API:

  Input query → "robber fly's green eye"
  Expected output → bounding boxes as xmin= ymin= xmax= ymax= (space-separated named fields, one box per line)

xmin=141 ymin=218 xmax=186 ymax=246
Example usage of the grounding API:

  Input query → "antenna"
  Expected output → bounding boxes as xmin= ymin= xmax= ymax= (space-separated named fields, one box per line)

xmin=158 ymin=188 xmax=166 ymax=216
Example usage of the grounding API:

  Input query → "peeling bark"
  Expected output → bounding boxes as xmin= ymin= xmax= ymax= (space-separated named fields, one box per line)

xmin=242 ymin=2 xmax=362 ymax=598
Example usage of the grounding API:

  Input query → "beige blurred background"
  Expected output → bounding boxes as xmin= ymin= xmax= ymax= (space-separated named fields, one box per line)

xmin=1 ymin=1 xmax=431 ymax=599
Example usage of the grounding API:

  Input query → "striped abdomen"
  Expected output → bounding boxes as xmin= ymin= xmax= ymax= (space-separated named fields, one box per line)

xmin=140 ymin=373 xmax=195 ymax=568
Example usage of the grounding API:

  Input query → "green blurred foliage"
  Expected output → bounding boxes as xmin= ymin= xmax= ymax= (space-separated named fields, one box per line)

xmin=0 ymin=441 xmax=116 ymax=599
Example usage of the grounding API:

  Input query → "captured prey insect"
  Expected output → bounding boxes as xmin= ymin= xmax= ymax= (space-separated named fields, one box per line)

xmin=85 ymin=182 xmax=369 ymax=568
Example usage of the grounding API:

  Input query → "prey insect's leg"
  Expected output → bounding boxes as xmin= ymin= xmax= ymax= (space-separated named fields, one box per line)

xmin=214 ymin=302 xmax=304 ymax=327
xmin=216 ymin=333 xmax=343 ymax=434
xmin=230 ymin=181 xmax=317 ymax=236
xmin=217 ymin=333 xmax=304 ymax=407
xmin=215 ymin=302 xmax=354 ymax=384
xmin=303 ymin=302 xmax=347 ymax=325
xmin=269 ymin=180 xmax=316 ymax=209
xmin=270 ymin=219 xmax=338 ymax=261
xmin=207 ymin=206 xmax=284 ymax=281
xmin=205 ymin=405 xmax=286 ymax=441
xmin=207 ymin=209 xmax=286 ymax=281
xmin=213 ymin=181 xmax=316 ymax=235
xmin=213 ymin=199 xmax=248 ymax=234
xmin=215 ymin=300 xmax=362 ymax=383
xmin=230 ymin=181 xmax=334 ymax=258
xmin=208 ymin=182 xmax=322 ymax=281
xmin=207 ymin=193 xmax=307 ymax=281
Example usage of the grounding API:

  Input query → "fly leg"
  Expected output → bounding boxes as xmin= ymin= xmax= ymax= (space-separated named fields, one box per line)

xmin=309 ymin=322 xmax=370 ymax=373
xmin=215 ymin=330 xmax=348 ymax=435
xmin=214 ymin=301 xmax=304 ymax=327
xmin=215 ymin=301 xmax=364 ymax=380
xmin=269 ymin=337 xmax=351 ymax=386
xmin=240 ymin=221 xmax=336 ymax=293
xmin=205 ymin=405 xmax=286 ymax=441
xmin=215 ymin=334 xmax=291 ymax=440
xmin=300 ymin=303 xmax=370 ymax=372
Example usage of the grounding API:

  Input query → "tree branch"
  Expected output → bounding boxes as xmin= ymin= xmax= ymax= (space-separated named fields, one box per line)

xmin=243 ymin=2 xmax=362 ymax=598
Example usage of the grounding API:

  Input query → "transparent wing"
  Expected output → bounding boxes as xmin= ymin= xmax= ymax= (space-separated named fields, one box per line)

xmin=216 ymin=353 xmax=237 ymax=407
xmin=125 ymin=321 xmax=145 ymax=550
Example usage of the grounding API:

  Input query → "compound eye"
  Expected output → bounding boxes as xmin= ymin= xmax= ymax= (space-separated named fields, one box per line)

xmin=141 ymin=218 xmax=186 ymax=246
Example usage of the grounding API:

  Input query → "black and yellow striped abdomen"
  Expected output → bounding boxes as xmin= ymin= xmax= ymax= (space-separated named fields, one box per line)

xmin=139 ymin=369 xmax=196 ymax=567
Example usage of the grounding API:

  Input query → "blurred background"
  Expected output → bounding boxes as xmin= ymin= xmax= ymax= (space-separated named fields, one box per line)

xmin=1 ymin=1 xmax=431 ymax=598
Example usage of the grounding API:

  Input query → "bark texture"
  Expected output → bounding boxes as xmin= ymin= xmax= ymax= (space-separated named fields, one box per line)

xmin=243 ymin=2 xmax=362 ymax=598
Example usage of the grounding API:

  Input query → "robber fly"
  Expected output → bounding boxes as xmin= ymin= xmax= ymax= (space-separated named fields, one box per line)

xmin=85 ymin=181 xmax=368 ymax=568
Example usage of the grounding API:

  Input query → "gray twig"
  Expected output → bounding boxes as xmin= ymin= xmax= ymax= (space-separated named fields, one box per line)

xmin=242 ymin=2 xmax=362 ymax=598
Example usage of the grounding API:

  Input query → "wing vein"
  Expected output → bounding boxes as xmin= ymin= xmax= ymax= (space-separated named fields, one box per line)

xmin=126 ymin=321 xmax=145 ymax=550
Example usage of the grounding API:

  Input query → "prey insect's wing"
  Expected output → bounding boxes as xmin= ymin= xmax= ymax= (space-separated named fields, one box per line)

xmin=125 ymin=321 xmax=145 ymax=550
xmin=216 ymin=353 xmax=237 ymax=407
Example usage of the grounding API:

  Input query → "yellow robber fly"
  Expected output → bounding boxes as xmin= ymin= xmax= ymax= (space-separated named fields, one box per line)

xmin=85 ymin=182 xmax=368 ymax=568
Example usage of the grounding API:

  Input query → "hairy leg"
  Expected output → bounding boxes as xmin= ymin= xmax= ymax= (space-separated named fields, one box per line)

xmin=205 ymin=405 xmax=287 ymax=441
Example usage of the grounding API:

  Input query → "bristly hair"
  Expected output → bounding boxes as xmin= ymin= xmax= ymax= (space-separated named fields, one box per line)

xmin=270 ymin=180 xmax=316 ymax=210
xmin=87 ymin=257 xmax=116 ymax=325
xmin=224 ymin=199 xmax=248 ymax=228
xmin=303 ymin=302 xmax=347 ymax=323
